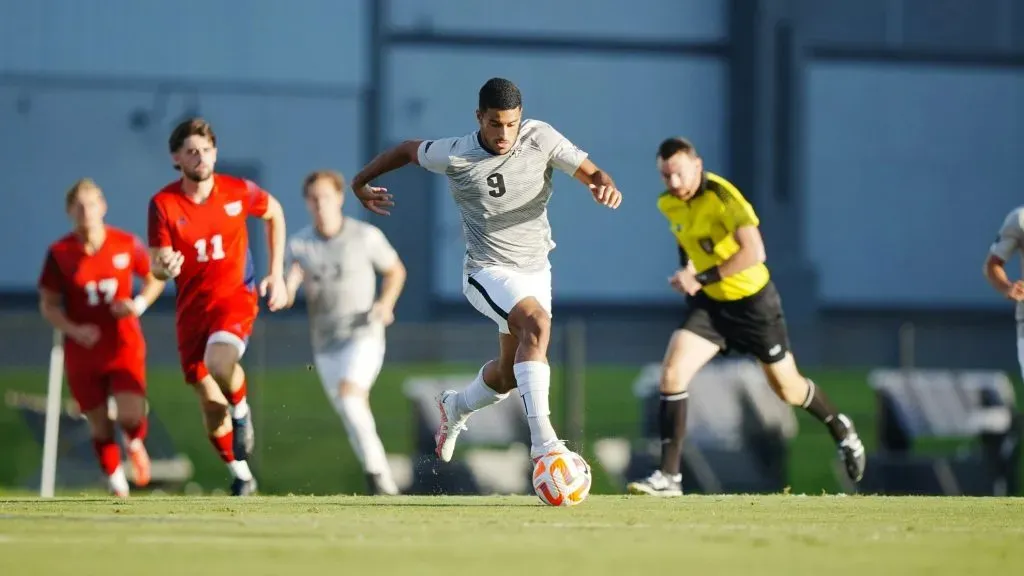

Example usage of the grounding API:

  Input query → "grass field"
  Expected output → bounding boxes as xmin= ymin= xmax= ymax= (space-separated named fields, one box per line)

xmin=1 ymin=363 xmax=1019 ymax=495
xmin=1 ymin=495 xmax=1022 ymax=575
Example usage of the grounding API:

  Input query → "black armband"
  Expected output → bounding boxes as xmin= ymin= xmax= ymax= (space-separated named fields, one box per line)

xmin=695 ymin=266 xmax=723 ymax=285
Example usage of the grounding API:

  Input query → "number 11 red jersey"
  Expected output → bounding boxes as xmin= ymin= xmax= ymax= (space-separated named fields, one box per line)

xmin=147 ymin=174 xmax=269 ymax=321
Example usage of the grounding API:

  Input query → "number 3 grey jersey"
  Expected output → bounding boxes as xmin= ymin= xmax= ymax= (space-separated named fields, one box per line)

xmin=991 ymin=206 xmax=1024 ymax=321
xmin=286 ymin=220 xmax=398 ymax=350
xmin=416 ymin=119 xmax=588 ymax=274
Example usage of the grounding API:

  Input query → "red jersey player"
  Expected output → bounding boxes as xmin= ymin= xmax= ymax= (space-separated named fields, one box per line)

xmin=38 ymin=179 xmax=165 ymax=497
xmin=148 ymin=118 xmax=288 ymax=496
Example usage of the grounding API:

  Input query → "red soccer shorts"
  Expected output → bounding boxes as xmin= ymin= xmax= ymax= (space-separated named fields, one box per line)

xmin=176 ymin=292 xmax=258 ymax=384
xmin=65 ymin=358 xmax=147 ymax=413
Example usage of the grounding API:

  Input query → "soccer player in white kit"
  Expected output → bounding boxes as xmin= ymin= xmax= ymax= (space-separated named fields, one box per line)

xmin=284 ymin=170 xmax=407 ymax=495
xmin=349 ymin=78 xmax=622 ymax=464
xmin=984 ymin=205 xmax=1024 ymax=379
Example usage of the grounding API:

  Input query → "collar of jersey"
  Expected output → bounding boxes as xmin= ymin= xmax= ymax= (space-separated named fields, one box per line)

xmin=476 ymin=131 xmax=501 ymax=156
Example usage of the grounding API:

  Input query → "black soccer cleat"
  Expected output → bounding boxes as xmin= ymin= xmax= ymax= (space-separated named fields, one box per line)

xmin=837 ymin=414 xmax=866 ymax=483
xmin=232 ymin=412 xmax=255 ymax=462
xmin=625 ymin=470 xmax=683 ymax=497
xmin=231 ymin=476 xmax=258 ymax=497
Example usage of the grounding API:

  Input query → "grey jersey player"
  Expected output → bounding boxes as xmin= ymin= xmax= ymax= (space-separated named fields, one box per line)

xmin=985 ymin=206 xmax=1024 ymax=382
xmin=416 ymin=117 xmax=589 ymax=275
xmin=349 ymin=78 xmax=622 ymax=465
xmin=986 ymin=206 xmax=1024 ymax=318
xmin=284 ymin=170 xmax=406 ymax=495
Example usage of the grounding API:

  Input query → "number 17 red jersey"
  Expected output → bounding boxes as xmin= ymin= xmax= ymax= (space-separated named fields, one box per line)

xmin=37 ymin=226 xmax=150 ymax=364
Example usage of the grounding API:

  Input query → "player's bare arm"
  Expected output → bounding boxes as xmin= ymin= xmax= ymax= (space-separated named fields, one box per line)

xmin=370 ymin=258 xmax=407 ymax=327
xmin=671 ymin=225 xmax=766 ymax=296
xmin=983 ymin=254 xmax=1024 ymax=301
xmin=282 ymin=261 xmax=305 ymax=309
xmin=258 ymin=195 xmax=289 ymax=311
xmin=38 ymin=288 xmax=99 ymax=348
xmin=111 ymin=273 xmax=165 ymax=319
xmin=985 ymin=208 xmax=1024 ymax=301
xmin=573 ymin=158 xmax=622 ymax=209
xmin=350 ymin=141 xmax=422 ymax=215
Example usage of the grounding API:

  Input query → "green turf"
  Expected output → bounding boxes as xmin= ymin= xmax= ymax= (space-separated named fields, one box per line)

xmin=0 ymin=495 xmax=1021 ymax=575
xmin=0 ymin=364 xmax=1016 ymax=495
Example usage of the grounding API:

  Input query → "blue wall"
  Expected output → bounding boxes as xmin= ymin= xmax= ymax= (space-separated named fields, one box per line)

xmin=2 ymin=0 xmax=1023 ymax=313
xmin=803 ymin=62 xmax=1024 ymax=306
xmin=0 ymin=0 xmax=367 ymax=291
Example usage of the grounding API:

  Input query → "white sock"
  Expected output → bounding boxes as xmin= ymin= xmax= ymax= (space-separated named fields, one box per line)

xmin=109 ymin=465 xmax=129 ymax=495
xmin=336 ymin=395 xmax=392 ymax=478
xmin=228 ymin=459 xmax=253 ymax=481
xmin=457 ymin=364 xmax=509 ymax=418
xmin=230 ymin=398 xmax=249 ymax=420
xmin=513 ymin=361 xmax=558 ymax=448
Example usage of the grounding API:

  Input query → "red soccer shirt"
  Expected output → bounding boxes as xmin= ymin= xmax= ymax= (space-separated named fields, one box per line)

xmin=147 ymin=174 xmax=269 ymax=320
xmin=38 ymin=226 xmax=150 ymax=364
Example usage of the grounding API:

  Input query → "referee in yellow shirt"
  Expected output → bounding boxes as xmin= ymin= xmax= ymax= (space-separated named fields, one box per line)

xmin=626 ymin=137 xmax=866 ymax=496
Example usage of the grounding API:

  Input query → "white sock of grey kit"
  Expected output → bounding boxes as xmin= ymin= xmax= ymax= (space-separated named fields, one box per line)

xmin=457 ymin=363 xmax=509 ymax=418
xmin=513 ymin=361 xmax=558 ymax=448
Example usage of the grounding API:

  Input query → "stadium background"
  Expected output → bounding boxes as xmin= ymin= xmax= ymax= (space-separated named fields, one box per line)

xmin=1 ymin=0 xmax=1023 ymax=495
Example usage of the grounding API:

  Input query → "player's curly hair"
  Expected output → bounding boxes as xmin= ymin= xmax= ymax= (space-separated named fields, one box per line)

xmin=657 ymin=137 xmax=698 ymax=160
xmin=303 ymin=170 xmax=345 ymax=197
xmin=478 ymin=78 xmax=522 ymax=112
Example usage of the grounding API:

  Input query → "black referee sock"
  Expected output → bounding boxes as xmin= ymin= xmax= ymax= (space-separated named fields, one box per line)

xmin=801 ymin=379 xmax=848 ymax=443
xmin=658 ymin=392 xmax=689 ymax=476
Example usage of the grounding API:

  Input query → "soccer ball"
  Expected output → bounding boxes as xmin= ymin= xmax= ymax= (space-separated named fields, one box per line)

xmin=532 ymin=450 xmax=592 ymax=506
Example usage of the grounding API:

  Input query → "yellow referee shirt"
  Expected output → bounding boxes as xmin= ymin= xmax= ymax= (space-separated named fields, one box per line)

xmin=657 ymin=172 xmax=770 ymax=302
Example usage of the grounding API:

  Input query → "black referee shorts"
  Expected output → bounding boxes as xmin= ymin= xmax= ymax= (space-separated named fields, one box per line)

xmin=680 ymin=281 xmax=791 ymax=364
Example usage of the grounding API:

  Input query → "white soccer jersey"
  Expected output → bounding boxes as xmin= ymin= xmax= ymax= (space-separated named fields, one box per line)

xmin=286 ymin=219 xmax=399 ymax=351
xmin=990 ymin=206 xmax=1024 ymax=321
xmin=417 ymin=119 xmax=588 ymax=274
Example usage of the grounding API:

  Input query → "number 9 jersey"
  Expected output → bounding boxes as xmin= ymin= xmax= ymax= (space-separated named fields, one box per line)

xmin=147 ymin=174 xmax=269 ymax=384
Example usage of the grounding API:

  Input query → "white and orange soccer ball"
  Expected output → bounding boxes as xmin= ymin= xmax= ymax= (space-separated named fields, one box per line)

xmin=532 ymin=450 xmax=592 ymax=507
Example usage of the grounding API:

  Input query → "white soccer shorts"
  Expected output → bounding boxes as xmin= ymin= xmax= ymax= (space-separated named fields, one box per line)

xmin=313 ymin=336 xmax=386 ymax=394
xmin=462 ymin=266 xmax=553 ymax=334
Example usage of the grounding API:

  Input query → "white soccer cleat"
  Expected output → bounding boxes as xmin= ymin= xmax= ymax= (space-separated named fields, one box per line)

xmin=108 ymin=466 xmax=130 ymax=498
xmin=530 ymin=438 xmax=570 ymax=463
xmin=626 ymin=470 xmax=683 ymax=497
xmin=434 ymin=390 xmax=468 ymax=462
xmin=367 ymin=472 xmax=400 ymax=496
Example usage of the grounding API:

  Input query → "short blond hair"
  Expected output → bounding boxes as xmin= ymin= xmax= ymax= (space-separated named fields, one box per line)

xmin=65 ymin=178 xmax=103 ymax=210
xmin=303 ymin=170 xmax=345 ymax=197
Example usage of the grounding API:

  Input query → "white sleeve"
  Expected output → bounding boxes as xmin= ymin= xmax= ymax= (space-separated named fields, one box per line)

xmin=366 ymin=226 xmax=400 ymax=272
xmin=990 ymin=208 xmax=1024 ymax=262
xmin=416 ymin=137 xmax=459 ymax=175
xmin=536 ymin=122 xmax=588 ymax=176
